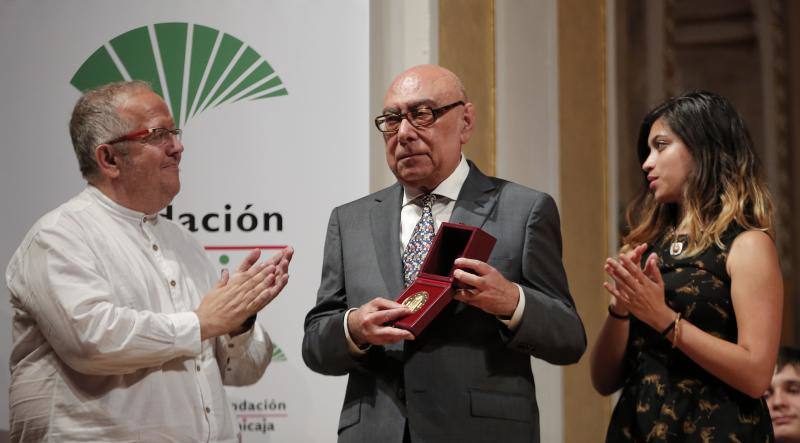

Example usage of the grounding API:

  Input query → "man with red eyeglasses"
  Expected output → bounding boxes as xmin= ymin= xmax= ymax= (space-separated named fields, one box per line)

xmin=6 ymin=81 xmax=292 ymax=442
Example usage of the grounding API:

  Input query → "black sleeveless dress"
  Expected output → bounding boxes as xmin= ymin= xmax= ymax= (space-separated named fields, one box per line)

xmin=606 ymin=228 xmax=773 ymax=442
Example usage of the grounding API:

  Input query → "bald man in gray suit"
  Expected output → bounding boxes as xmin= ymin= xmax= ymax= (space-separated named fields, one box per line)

xmin=302 ymin=65 xmax=586 ymax=443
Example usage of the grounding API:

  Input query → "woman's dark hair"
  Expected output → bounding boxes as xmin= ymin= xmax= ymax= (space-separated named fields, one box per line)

xmin=624 ymin=91 xmax=773 ymax=255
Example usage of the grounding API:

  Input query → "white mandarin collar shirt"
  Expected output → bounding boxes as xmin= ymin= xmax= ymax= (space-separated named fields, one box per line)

xmin=6 ymin=185 xmax=272 ymax=442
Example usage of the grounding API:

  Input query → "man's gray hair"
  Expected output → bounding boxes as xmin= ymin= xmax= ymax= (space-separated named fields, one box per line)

xmin=69 ymin=80 xmax=153 ymax=180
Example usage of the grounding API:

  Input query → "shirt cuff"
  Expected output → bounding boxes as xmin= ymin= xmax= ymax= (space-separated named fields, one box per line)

xmin=220 ymin=323 xmax=261 ymax=357
xmin=172 ymin=311 xmax=203 ymax=356
xmin=497 ymin=284 xmax=525 ymax=330
xmin=344 ymin=308 xmax=370 ymax=355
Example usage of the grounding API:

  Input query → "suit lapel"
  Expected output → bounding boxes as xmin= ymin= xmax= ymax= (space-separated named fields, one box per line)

xmin=450 ymin=162 xmax=499 ymax=229
xmin=370 ymin=184 xmax=404 ymax=298
xmin=367 ymin=164 xmax=497 ymax=301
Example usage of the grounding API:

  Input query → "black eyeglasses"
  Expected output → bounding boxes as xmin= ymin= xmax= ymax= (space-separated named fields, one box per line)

xmin=105 ymin=127 xmax=182 ymax=146
xmin=374 ymin=101 xmax=465 ymax=134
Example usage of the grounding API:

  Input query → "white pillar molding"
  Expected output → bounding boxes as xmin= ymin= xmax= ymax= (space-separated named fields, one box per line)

xmin=496 ymin=1 xmax=563 ymax=442
xmin=369 ymin=0 xmax=438 ymax=192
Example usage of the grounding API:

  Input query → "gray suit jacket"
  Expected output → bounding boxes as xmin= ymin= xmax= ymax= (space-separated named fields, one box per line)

xmin=302 ymin=163 xmax=586 ymax=443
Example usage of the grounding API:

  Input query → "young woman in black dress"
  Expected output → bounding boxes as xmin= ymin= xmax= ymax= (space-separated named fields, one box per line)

xmin=591 ymin=91 xmax=782 ymax=442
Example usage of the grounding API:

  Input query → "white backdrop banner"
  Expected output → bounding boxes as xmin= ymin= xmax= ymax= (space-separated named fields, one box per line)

xmin=0 ymin=1 xmax=370 ymax=441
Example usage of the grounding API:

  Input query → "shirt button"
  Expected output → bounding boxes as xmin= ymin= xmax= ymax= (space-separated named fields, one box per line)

xmin=152 ymin=244 xmax=159 ymax=251
xmin=228 ymin=343 xmax=235 ymax=348
xmin=196 ymin=364 xmax=201 ymax=371
xmin=205 ymin=406 xmax=211 ymax=414
xmin=170 ymin=280 xmax=176 ymax=287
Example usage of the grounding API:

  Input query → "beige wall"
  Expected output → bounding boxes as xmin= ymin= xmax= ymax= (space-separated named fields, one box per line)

xmin=558 ymin=0 xmax=612 ymax=441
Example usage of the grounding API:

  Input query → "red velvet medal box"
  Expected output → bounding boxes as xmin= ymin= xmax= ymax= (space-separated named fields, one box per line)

xmin=394 ymin=222 xmax=496 ymax=336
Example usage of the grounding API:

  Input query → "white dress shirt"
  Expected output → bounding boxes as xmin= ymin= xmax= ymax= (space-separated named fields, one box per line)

xmin=6 ymin=186 xmax=272 ymax=443
xmin=344 ymin=156 xmax=524 ymax=352
xmin=399 ymin=155 xmax=471 ymax=250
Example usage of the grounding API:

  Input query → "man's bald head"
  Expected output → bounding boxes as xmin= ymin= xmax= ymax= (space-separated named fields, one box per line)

xmin=384 ymin=64 xmax=467 ymax=105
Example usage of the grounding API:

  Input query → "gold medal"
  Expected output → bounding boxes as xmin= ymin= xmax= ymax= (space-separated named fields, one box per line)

xmin=402 ymin=291 xmax=429 ymax=313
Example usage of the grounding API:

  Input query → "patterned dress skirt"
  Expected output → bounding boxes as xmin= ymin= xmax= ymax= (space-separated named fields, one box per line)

xmin=606 ymin=229 xmax=773 ymax=442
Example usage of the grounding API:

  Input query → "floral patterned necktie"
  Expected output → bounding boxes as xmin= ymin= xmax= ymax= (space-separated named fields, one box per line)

xmin=402 ymin=194 xmax=437 ymax=287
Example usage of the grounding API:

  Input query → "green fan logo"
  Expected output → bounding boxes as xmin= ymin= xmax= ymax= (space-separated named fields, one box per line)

xmin=71 ymin=23 xmax=287 ymax=127
xmin=272 ymin=344 xmax=287 ymax=362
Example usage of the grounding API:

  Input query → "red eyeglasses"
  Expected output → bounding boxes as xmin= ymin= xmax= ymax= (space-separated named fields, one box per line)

xmin=105 ymin=127 xmax=182 ymax=146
